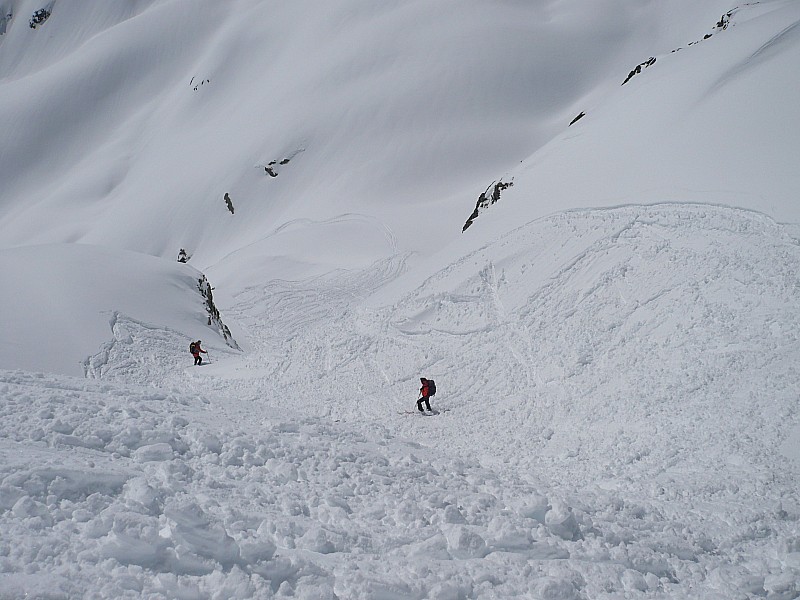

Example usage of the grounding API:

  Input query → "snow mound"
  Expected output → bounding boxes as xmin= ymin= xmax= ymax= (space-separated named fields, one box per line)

xmin=0 ymin=244 xmax=235 ymax=376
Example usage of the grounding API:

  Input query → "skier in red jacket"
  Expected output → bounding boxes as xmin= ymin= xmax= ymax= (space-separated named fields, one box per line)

xmin=190 ymin=340 xmax=207 ymax=365
xmin=418 ymin=377 xmax=434 ymax=412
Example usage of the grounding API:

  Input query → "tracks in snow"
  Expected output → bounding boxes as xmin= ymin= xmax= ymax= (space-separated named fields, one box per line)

xmin=94 ymin=203 xmax=800 ymax=598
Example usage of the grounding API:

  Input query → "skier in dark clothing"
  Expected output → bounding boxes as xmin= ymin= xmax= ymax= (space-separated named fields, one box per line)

xmin=418 ymin=377 xmax=435 ymax=412
xmin=190 ymin=340 xmax=207 ymax=365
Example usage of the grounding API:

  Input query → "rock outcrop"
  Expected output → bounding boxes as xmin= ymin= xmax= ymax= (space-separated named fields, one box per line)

xmin=197 ymin=276 xmax=239 ymax=350
xmin=462 ymin=179 xmax=513 ymax=232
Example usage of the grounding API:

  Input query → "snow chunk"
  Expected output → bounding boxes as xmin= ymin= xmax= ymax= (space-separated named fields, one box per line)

xmin=163 ymin=502 xmax=241 ymax=568
xmin=764 ymin=573 xmax=798 ymax=600
xmin=621 ymin=569 xmax=648 ymax=592
xmin=534 ymin=577 xmax=579 ymax=600
xmin=132 ymin=443 xmax=174 ymax=462
xmin=11 ymin=496 xmax=47 ymax=519
xmin=99 ymin=529 xmax=170 ymax=569
xmin=545 ymin=501 xmax=581 ymax=541
xmin=298 ymin=526 xmax=340 ymax=554
xmin=519 ymin=494 xmax=550 ymax=524
xmin=442 ymin=504 xmax=467 ymax=524
xmin=122 ymin=477 xmax=163 ymax=515
xmin=444 ymin=525 xmax=488 ymax=559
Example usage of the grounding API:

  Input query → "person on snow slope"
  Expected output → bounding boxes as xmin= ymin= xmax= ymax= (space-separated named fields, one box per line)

xmin=190 ymin=340 xmax=207 ymax=365
xmin=418 ymin=377 xmax=436 ymax=412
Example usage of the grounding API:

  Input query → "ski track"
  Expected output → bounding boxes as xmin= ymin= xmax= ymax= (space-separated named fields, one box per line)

xmin=3 ymin=205 xmax=800 ymax=598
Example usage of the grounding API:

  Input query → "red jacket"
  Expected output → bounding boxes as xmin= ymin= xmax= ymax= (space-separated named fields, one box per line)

xmin=420 ymin=380 xmax=430 ymax=397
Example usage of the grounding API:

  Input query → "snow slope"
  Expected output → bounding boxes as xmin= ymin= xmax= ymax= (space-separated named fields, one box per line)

xmin=483 ymin=0 xmax=800 ymax=230
xmin=1 ymin=0 xmax=800 ymax=598
xmin=0 ymin=243 xmax=237 ymax=377
xmin=0 ymin=0 xmax=739 ymax=271
xmin=3 ymin=204 xmax=798 ymax=599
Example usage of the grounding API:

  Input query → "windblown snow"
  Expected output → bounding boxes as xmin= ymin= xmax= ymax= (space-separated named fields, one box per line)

xmin=1 ymin=1 xmax=799 ymax=599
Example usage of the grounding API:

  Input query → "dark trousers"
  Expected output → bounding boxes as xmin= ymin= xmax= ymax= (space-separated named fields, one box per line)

xmin=417 ymin=396 xmax=431 ymax=412
xmin=194 ymin=354 xmax=202 ymax=365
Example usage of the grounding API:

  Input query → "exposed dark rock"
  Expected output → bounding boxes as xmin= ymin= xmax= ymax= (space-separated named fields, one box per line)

xmin=261 ymin=148 xmax=305 ymax=178
xmin=190 ymin=77 xmax=211 ymax=91
xmin=29 ymin=7 xmax=51 ymax=29
xmin=224 ymin=193 xmax=234 ymax=215
xmin=569 ymin=112 xmax=586 ymax=126
xmin=716 ymin=11 xmax=733 ymax=31
xmin=197 ymin=276 xmax=240 ymax=350
xmin=672 ymin=8 xmax=735 ymax=53
xmin=0 ymin=11 xmax=12 ymax=35
xmin=462 ymin=179 xmax=513 ymax=232
xmin=621 ymin=57 xmax=656 ymax=85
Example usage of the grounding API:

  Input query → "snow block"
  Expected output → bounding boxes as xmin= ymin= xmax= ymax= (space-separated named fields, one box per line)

xmin=442 ymin=504 xmax=467 ymax=524
xmin=764 ymin=573 xmax=797 ymax=600
xmin=239 ymin=537 xmax=277 ymax=564
xmin=122 ymin=477 xmax=163 ymax=515
xmin=0 ymin=485 xmax=24 ymax=510
xmin=133 ymin=443 xmax=174 ymax=462
xmin=545 ymin=501 xmax=581 ymax=541
xmin=519 ymin=494 xmax=550 ymax=524
xmin=621 ymin=569 xmax=648 ymax=592
xmin=534 ymin=577 xmax=579 ymax=600
xmin=100 ymin=530 xmax=170 ymax=569
xmin=298 ymin=526 xmax=339 ymax=554
xmin=11 ymin=496 xmax=47 ymax=519
xmin=163 ymin=502 xmax=241 ymax=568
xmin=405 ymin=533 xmax=451 ymax=561
xmin=444 ymin=525 xmax=488 ymax=559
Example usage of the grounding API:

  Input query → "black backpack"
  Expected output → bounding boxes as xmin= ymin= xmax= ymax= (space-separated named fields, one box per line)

xmin=189 ymin=342 xmax=196 ymax=354
xmin=426 ymin=379 xmax=436 ymax=395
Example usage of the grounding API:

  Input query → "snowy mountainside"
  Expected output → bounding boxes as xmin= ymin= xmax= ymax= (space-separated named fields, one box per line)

xmin=0 ymin=0 xmax=737 ymax=271
xmin=1 ymin=0 xmax=800 ymax=598
xmin=465 ymin=0 xmax=800 ymax=238
xmin=0 ymin=244 xmax=239 ymax=376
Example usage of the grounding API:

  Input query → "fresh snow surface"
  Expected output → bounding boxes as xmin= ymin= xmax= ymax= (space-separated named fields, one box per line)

xmin=1 ymin=1 xmax=800 ymax=599
xmin=0 ymin=0 xmax=741 ymax=267
xmin=487 ymin=0 xmax=800 ymax=229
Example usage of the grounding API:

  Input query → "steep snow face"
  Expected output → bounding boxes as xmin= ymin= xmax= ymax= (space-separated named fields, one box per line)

xmin=0 ymin=244 xmax=236 ymax=376
xmin=465 ymin=0 xmax=800 ymax=240
xmin=0 ymin=0 xmax=737 ymax=274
